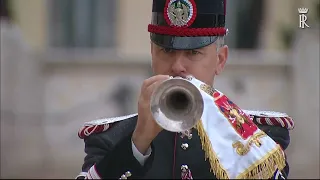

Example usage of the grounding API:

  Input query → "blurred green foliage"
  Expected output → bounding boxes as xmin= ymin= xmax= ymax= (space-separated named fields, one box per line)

xmin=279 ymin=25 xmax=295 ymax=49
xmin=316 ymin=1 xmax=320 ymax=22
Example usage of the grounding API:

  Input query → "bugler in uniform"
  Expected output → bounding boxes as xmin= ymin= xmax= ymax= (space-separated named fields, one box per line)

xmin=76 ymin=0 xmax=294 ymax=179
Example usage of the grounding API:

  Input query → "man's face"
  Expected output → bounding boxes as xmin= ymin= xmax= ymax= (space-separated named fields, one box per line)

xmin=151 ymin=42 xmax=228 ymax=86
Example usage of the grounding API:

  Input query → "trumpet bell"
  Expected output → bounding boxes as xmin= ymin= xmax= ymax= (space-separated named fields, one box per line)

xmin=150 ymin=78 xmax=204 ymax=132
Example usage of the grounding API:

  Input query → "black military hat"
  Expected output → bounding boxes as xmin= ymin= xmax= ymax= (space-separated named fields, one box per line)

xmin=148 ymin=0 xmax=227 ymax=50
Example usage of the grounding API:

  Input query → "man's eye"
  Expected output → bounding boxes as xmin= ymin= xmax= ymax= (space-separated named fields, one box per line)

xmin=191 ymin=50 xmax=200 ymax=55
xmin=162 ymin=48 xmax=173 ymax=53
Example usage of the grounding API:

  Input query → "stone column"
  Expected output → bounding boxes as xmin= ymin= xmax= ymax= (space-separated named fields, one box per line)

xmin=0 ymin=20 xmax=46 ymax=178
xmin=288 ymin=24 xmax=319 ymax=178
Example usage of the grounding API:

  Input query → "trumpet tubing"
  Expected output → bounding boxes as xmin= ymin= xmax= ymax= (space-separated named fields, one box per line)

xmin=150 ymin=77 xmax=204 ymax=133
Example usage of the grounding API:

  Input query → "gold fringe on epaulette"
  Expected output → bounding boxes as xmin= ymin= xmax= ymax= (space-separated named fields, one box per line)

xmin=195 ymin=120 xmax=286 ymax=179
xmin=237 ymin=145 xmax=286 ymax=179
xmin=195 ymin=120 xmax=229 ymax=179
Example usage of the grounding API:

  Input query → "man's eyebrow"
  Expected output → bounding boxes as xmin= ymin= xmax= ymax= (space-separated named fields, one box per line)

xmin=193 ymin=47 xmax=205 ymax=51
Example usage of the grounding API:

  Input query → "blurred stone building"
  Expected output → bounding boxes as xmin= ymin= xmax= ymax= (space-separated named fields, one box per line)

xmin=1 ymin=0 xmax=319 ymax=178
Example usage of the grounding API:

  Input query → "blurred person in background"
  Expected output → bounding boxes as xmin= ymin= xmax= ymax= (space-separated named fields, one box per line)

xmin=1 ymin=0 xmax=46 ymax=178
xmin=76 ymin=0 xmax=294 ymax=179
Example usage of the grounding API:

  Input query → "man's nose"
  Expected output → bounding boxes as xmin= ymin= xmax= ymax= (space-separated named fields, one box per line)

xmin=171 ymin=53 xmax=187 ymax=77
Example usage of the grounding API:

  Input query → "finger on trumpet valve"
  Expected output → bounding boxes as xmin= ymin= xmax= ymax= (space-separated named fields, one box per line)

xmin=180 ymin=130 xmax=192 ymax=139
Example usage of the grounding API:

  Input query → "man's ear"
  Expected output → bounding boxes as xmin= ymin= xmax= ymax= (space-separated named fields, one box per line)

xmin=216 ymin=45 xmax=228 ymax=75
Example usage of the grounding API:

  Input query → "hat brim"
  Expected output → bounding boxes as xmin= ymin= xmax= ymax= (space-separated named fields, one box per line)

xmin=150 ymin=33 xmax=218 ymax=50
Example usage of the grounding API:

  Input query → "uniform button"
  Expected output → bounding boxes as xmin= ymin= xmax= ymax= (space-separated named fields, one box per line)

xmin=181 ymin=165 xmax=189 ymax=170
xmin=181 ymin=143 xmax=189 ymax=150
xmin=120 ymin=174 xmax=127 ymax=179
xmin=125 ymin=171 xmax=132 ymax=177
xmin=187 ymin=133 xmax=193 ymax=139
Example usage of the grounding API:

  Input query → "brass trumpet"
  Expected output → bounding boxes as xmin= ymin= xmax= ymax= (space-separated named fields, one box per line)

xmin=150 ymin=76 xmax=204 ymax=133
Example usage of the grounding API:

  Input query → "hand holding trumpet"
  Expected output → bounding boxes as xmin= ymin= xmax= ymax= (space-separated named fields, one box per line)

xmin=132 ymin=75 xmax=170 ymax=155
xmin=132 ymin=75 xmax=204 ymax=155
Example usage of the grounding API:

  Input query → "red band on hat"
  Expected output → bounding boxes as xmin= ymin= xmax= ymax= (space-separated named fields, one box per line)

xmin=148 ymin=24 xmax=227 ymax=37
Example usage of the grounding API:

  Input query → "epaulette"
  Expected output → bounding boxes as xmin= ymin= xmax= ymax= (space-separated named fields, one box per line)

xmin=78 ymin=113 xmax=138 ymax=139
xmin=78 ymin=110 xmax=294 ymax=139
xmin=243 ymin=110 xmax=295 ymax=130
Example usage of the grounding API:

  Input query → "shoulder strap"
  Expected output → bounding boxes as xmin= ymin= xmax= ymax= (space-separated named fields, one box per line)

xmin=243 ymin=110 xmax=294 ymax=130
xmin=78 ymin=110 xmax=294 ymax=139
xmin=78 ymin=113 xmax=138 ymax=139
